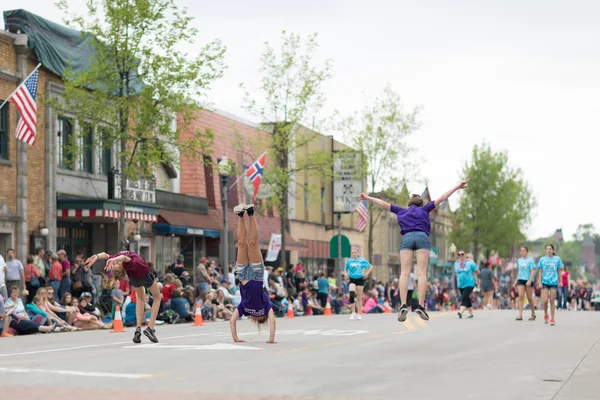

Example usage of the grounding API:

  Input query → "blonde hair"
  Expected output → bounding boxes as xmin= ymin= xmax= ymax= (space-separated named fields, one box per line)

xmin=174 ymin=279 xmax=183 ymax=288
xmin=101 ymin=268 xmax=126 ymax=289
xmin=32 ymin=295 xmax=43 ymax=305
xmin=466 ymin=253 xmax=474 ymax=260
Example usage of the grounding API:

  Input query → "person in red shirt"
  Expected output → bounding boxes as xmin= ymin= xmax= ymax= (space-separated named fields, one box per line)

xmin=24 ymin=255 xmax=41 ymax=302
xmin=119 ymin=275 xmax=131 ymax=297
xmin=161 ymin=274 xmax=175 ymax=304
xmin=48 ymin=253 xmax=63 ymax=302
xmin=85 ymin=251 xmax=160 ymax=344
xmin=559 ymin=269 xmax=570 ymax=310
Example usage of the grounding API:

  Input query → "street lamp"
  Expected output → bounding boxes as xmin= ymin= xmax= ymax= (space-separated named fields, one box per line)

xmin=334 ymin=197 xmax=345 ymax=283
xmin=218 ymin=156 xmax=231 ymax=278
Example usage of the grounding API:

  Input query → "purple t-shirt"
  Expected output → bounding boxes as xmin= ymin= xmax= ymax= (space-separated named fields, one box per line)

xmin=111 ymin=251 xmax=150 ymax=280
xmin=390 ymin=201 xmax=436 ymax=236
xmin=60 ymin=259 xmax=71 ymax=276
xmin=237 ymin=280 xmax=272 ymax=317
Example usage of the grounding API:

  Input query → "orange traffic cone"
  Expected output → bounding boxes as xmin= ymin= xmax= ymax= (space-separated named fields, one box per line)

xmin=193 ymin=304 xmax=204 ymax=326
xmin=110 ymin=306 xmax=126 ymax=333
xmin=286 ymin=303 xmax=295 ymax=319
xmin=306 ymin=304 xmax=312 ymax=316
xmin=384 ymin=301 xmax=391 ymax=314
xmin=324 ymin=300 xmax=332 ymax=316
xmin=451 ymin=303 xmax=456 ymax=312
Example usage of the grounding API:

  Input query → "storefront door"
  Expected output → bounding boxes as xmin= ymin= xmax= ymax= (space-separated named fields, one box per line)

xmin=57 ymin=223 xmax=93 ymax=260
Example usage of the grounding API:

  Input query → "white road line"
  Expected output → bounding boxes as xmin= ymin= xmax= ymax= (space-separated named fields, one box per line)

xmin=121 ymin=343 xmax=262 ymax=350
xmin=0 ymin=331 xmax=222 ymax=358
xmin=0 ymin=367 xmax=151 ymax=379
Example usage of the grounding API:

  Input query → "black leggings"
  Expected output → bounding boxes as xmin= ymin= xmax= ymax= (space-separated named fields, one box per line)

xmin=459 ymin=286 xmax=474 ymax=308
xmin=10 ymin=319 xmax=41 ymax=335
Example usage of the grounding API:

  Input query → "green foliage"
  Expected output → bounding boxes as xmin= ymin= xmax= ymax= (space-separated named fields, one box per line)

xmin=450 ymin=142 xmax=536 ymax=261
xmin=242 ymin=31 xmax=333 ymax=266
xmin=337 ymin=86 xmax=421 ymax=260
xmin=560 ymin=240 xmax=582 ymax=267
xmin=53 ymin=0 xmax=225 ymax=248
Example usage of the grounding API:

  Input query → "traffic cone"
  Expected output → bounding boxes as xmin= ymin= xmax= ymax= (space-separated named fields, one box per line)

xmin=451 ymin=303 xmax=456 ymax=312
xmin=110 ymin=306 xmax=126 ymax=333
xmin=324 ymin=300 xmax=332 ymax=316
xmin=384 ymin=301 xmax=391 ymax=314
xmin=193 ymin=304 xmax=204 ymax=326
xmin=286 ymin=303 xmax=295 ymax=319
xmin=306 ymin=304 xmax=312 ymax=316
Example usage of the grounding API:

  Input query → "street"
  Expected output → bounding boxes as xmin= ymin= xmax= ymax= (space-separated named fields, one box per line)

xmin=0 ymin=310 xmax=599 ymax=400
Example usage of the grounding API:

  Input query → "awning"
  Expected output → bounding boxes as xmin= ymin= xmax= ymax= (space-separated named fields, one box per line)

xmin=57 ymin=195 xmax=160 ymax=222
xmin=155 ymin=209 xmax=222 ymax=237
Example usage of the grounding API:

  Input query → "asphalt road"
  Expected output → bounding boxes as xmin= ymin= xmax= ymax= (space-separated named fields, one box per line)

xmin=1 ymin=309 xmax=599 ymax=400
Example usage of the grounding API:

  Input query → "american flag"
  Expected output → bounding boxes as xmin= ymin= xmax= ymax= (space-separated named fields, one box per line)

xmin=246 ymin=153 xmax=266 ymax=203
xmin=354 ymin=200 xmax=368 ymax=232
xmin=11 ymin=69 xmax=39 ymax=146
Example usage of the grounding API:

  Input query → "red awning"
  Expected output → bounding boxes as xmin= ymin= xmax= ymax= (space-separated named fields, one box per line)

xmin=59 ymin=208 xmax=157 ymax=222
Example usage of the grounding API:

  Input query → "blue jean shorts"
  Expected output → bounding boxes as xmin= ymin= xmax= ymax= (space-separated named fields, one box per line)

xmin=237 ymin=263 xmax=264 ymax=282
xmin=400 ymin=231 xmax=431 ymax=251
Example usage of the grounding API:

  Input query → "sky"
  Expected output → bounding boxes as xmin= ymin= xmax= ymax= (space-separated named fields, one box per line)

xmin=13 ymin=0 xmax=600 ymax=241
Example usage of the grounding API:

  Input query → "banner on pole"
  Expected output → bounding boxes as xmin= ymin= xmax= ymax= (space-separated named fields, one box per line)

xmin=265 ymin=234 xmax=282 ymax=262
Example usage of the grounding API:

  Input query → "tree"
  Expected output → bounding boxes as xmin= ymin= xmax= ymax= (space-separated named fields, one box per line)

xmin=242 ymin=31 xmax=333 ymax=267
xmin=338 ymin=86 xmax=421 ymax=261
xmin=54 ymin=0 xmax=225 ymax=249
xmin=450 ymin=142 xmax=536 ymax=262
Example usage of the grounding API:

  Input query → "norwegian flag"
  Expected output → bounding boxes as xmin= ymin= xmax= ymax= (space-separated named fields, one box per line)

xmin=488 ymin=252 xmax=500 ymax=266
xmin=246 ymin=153 xmax=266 ymax=202
xmin=354 ymin=200 xmax=368 ymax=232
xmin=11 ymin=69 xmax=39 ymax=146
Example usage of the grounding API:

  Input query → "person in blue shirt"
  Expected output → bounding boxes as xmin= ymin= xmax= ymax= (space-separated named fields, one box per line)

xmin=513 ymin=246 xmax=537 ymax=321
xmin=536 ymin=244 xmax=563 ymax=326
xmin=359 ymin=178 xmax=470 ymax=323
xmin=344 ymin=247 xmax=374 ymax=320
xmin=316 ymin=272 xmax=330 ymax=308
xmin=454 ymin=251 xmax=479 ymax=319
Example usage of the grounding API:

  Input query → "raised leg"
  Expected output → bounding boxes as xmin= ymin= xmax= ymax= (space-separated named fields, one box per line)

xmin=237 ymin=213 xmax=249 ymax=266
xmin=248 ymin=214 xmax=263 ymax=265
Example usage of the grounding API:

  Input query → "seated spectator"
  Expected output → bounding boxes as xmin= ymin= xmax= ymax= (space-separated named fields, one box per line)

xmin=171 ymin=289 xmax=193 ymax=322
xmin=0 ymin=296 xmax=13 ymax=337
xmin=161 ymin=274 xmax=176 ymax=305
xmin=363 ymin=290 xmax=385 ymax=314
xmin=180 ymin=270 xmax=190 ymax=287
xmin=4 ymin=287 xmax=56 ymax=335
xmin=211 ymin=289 xmax=233 ymax=321
xmin=71 ymin=297 xmax=111 ymax=330
xmin=60 ymin=292 xmax=75 ymax=324
xmin=124 ymin=291 xmax=151 ymax=327
xmin=292 ymin=293 xmax=304 ymax=315
xmin=174 ymin=279 xmax=184 ymax=291
xmin=26 ymin=295 xmax=51 ymax=323
xmin=36 ymin=287 xmax=79 ymax=331
xmin=197 ymin=293 xmax=214 ymax=321
xmin=218 ymin=279 xmax=234 ymax=302
xmin=308 ymin=291 xmax=324 ymax=315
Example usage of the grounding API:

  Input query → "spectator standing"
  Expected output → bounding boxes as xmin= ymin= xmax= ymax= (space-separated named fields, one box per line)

xmin=5 ymin=249 xmax=25 ymax=295
xmin=171 ymin=255 xmax=186 ymax=278
xmin=111 ymin=280 xmax=124 ymax=317
xmin=196 ymin=258 xmax=211 ymax=295
xmin=317 ymin=272 xmax=329 ymax=307
xmin=48 ymin=253 xmax=63 ymax=301
xmin=70 ymin=258 xmax=86 ymax=298
xmin=33 ymin=248 xmax=47 ymax=287
xmin=42 ymin=250 xmax=53 ymax=278
xmin=24 ymin=255 xmax=41 ymax=302
xmin=0 ymin=253 xmax=6 ymax=299
xmin=57 ymin=250 xmax=72 ymax=299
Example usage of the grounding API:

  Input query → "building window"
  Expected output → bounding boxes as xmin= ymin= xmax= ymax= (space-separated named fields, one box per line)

xmin=98 ymin=128 xmax=112 ymax=175
xmin=227 ymin=175 xmax=238 ymax=207
xmin=0 ymin=101 xmax=7 ymax=160
xmin=203 ymin=156 xmax=216 ymax=207
xmin=57 ymin=117 xmax=74 ymax=169
xmin=78 ymin=124 xmax=93 ymax=173
xmin=320 ymin=187 xmax=326 ymax=223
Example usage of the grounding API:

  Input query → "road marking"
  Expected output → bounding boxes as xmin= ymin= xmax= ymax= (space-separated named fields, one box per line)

xmin=391 ymin=331 xmax=410 ymax=335
xmin=122 ymin=343 xmax=262 ymax=350
xmin=413 ymin=318 xmax=429 ymax=328
xmin=403 ymin=319 xmax=417 ymax=331
xmin=0 ymin=367 xmax=151 ymax=379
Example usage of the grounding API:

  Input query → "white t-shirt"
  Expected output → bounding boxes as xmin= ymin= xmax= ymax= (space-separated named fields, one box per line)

xmin=0 ymin=255 xmax=6 ymax=288
xmin=408 ymin=273 xmax=416 ymax=290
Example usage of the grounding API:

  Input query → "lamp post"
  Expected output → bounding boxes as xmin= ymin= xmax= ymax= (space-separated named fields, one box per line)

xmin=449 ymin=243 xmax=457 ymax=290
xmin=218 ymin=156 xmax=231 ymax=278
xmin=334 ymin=197 xmax=345 ymax=283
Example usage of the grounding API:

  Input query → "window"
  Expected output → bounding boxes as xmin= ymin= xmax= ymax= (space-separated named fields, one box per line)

xmin=98 ymin=128 xmax=112 ymax=175
xmin=57 ymin=117 xmax=74 ymax=169
xmin=227 ymin=175 xmax=238 ymax=207
xmin=78 ymin=124 xmax=93 ymax=173
xmin=0 ymin=101 xmax=7 ymax=160
xmin=203 ymin=156 xmax=216 ymax=207
xmin=321 ymin=187 xmax=326 ymax=223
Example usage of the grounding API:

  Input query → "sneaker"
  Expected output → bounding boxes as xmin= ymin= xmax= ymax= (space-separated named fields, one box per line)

xmin=133 ymin=328 xmax=142 ymax=344
xmin=349 ymin=313 xmax=356 ymax=320
xmin=458 ymin=311 xmax=463 ymax=319
xmin=356 ymin=314 xmax=362 ymax=320
xmin=544 ymin=315 xmax=549 ymax=324
xmin=233 ymin=204 xmax=246 ymax=217
xmin=550 ymin=319 xmax=555 ymax=326
xmin=244 ymin=204 xmax=254 ymax=216
xmin=397 ymin=304 xmax=409 ymax=322
xmin=466 ymin=314 xmax=474 ymax=319
xmin=143 ymin=327 xmax=159 ymax=343
xmin=415 ymin=305 xmax=430 ymax=321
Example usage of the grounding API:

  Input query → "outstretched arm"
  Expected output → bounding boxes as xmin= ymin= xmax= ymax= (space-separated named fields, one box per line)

xmin=357 ymin=193 xmax=391 ymax=211
xmin=435 ymin=179 xmax=470 ymax=208
xmin=229 ymin=309 xmax=245 ymax=342
xmin=267 ymin=308 xmax=276 ymax=344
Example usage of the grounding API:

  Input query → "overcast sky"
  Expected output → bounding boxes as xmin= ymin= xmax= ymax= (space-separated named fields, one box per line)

xmin=17 ymin=0 xmax=600 ymax=240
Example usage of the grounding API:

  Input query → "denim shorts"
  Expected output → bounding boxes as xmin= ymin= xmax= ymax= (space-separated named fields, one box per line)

xmin=400 ymin=231 xmax=431 ymax=251
xmin=237 ymin=263 xmax=264 ymax=282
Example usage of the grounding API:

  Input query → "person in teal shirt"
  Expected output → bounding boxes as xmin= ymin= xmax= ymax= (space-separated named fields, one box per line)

xmin=513 ymin=246 xmax=537 ymax=321
xmin=454 ymin=251 xmax=479 ymax=319
xmin=537 ymin=244 xmax=563 ymax=326
xmin=344 ymin=247 xmax=373 ymax=321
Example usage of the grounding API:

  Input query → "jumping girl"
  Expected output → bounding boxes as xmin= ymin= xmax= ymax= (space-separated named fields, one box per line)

xmin=536 ymin=244 xmax=563 ymax=326
xmin=358 ymin=178 xmax=470 ymax=322
xmin=229 ymin=204 xmax=276 ymax=344
xmin=84 ymin=250 xmax=161 ymax=343
xmin=514 ymin=246 xmax=537 ymax=321
xmin=344 ymin=247 xmax=374 ymax=320
xmin=455 ymin=250 xmax=479 ymax=318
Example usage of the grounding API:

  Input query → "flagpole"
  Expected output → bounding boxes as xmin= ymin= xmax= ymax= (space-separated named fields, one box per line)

xmin=228 ymin=150 xmax=267 ymax=190
xmin=0 ymin=63 xmax=42 ymax=110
